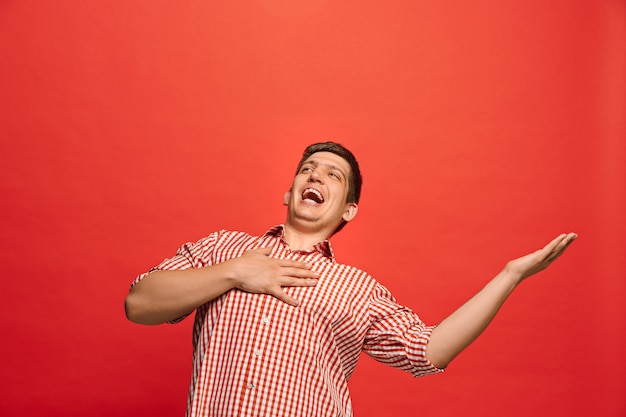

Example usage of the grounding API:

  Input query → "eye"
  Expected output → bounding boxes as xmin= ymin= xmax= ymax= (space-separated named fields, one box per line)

xmin=329 ymin=172 xmax=341 ymax=180
xmin=300 ymin=167 xmax=313 ymax=173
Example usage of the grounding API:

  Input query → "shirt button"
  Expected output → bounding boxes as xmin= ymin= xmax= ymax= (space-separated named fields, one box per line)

xmin=254 ymin=349 xmax=262 ymax=357
xmin=246 ymin=383 xmax=256 ymax=389
xmin=262 ymin=317 xmax=270 ymax=324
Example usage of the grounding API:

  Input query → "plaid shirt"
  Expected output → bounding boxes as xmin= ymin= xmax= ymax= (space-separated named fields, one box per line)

xmin=133 ymin=225 xmax=442 ymax=417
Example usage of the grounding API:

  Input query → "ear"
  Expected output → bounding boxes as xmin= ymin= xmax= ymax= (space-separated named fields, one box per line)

xmin=342 ymin=203 xmax=358 ymax=222
xmin=283 ymin=190 xmax=292 ymax=206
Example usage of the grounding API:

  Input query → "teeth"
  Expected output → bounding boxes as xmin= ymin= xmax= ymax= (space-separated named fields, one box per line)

xmin=303 ymin=188 xmax=324 ymax=203
xmin=308 ymin=189 xmax=322 ymax=200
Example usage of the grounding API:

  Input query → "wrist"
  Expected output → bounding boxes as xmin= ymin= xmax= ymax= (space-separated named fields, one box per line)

xmin=215 ymin=260 xmax=241 ymax=290
xmin=498 ymin=265 xmax=524 ymax=288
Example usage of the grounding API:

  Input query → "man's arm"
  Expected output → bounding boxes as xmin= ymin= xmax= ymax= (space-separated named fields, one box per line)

xmin=124 ymin=247 xmax=319 ymax=325
xmin=425 ymin=233 xmax=577 ymax=369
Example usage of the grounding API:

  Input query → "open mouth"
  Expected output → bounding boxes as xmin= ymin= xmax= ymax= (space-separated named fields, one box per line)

xmin=302 ymin=187 xmax=324 ymax=204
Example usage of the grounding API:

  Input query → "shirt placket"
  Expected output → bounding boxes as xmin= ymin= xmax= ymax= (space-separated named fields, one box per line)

xmin=239 ymin=296 xmax=272 ymax=415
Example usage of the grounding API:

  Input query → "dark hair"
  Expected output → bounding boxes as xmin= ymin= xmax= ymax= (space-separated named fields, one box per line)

xmin=296 ymin=142 xmax=362 ymax=234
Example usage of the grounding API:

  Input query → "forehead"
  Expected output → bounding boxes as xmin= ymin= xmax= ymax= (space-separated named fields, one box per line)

xmin=301 ymin=151 xmax=351 ymax=175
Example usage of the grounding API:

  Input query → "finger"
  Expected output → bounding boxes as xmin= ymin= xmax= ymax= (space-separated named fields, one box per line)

xmin=281 ymin=277 xmax=319 ymax=287
xmin=538 ymin=234 xmax=567 ymax=258
xmin=269 ymin=288 xmax=299 ymax=307
xmin=276 ymin=258 xmax=313 ymax=269
xmin=544 ymin=234 xmax=568 ymax=252
xmin=544 ymin=233 xmax=577 ymax=263
xmin=552 ymin=233 xmax=577 ymax=251
xmin=550 ymin=233 xmax=577 ymax=259
xmin=281 ymin=267 xmax=320 ymax=279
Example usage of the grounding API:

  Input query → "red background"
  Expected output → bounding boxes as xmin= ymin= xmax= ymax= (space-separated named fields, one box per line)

xmin=1 ymin=1 xmax=624 ymax=416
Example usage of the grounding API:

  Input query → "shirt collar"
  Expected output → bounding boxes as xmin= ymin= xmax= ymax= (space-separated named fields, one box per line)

xmin=264 ymin=225 xmax=335 ymax=261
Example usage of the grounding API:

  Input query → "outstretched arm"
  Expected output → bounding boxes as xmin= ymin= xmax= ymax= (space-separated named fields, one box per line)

xmin=425 ymin=233 xmax=577 ymax=369
xmin=125 ymin=246 xmax=319 ymax=325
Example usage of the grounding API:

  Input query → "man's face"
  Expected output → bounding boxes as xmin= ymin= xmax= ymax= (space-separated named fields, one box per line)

xmin=284 ymin=151 xmax=358 ymax=235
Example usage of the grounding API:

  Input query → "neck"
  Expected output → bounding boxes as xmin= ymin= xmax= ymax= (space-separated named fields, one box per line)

xmin=282 ymin=223 xmax=332 ymax=251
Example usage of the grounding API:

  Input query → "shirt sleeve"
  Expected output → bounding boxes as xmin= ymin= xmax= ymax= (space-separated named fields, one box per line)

xmin=363 ymin=282 xmax=444 ymax=378
xmin=128 ymin=231 xmax=219 ymax=323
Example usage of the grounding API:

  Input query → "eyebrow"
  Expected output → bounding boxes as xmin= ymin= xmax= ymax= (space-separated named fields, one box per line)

xmin=302 ymin=160 xmax=347 ymax=179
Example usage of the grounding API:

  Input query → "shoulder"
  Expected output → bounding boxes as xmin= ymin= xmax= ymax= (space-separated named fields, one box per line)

xmin=177 ymin=229 xmax=258 ymax=255
xmin=214 ymin=229 xmax=269 ymax=246
xmin=209 ymin=229 xmax=275 ymax=261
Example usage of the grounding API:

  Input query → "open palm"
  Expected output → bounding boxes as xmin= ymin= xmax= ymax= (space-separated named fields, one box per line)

xmin=504 ymin=233 xmax=578 ymax=281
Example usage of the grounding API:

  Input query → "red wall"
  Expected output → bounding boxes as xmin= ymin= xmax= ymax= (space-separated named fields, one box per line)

xmin=1 ymin=1 xmax=624 ymax=416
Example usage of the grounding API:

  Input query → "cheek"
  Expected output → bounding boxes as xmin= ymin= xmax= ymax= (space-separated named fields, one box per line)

xmin=338 ymin=184 xmax=350 ymax=201
xmin=331 ymin=192 xmax=349 ymax=210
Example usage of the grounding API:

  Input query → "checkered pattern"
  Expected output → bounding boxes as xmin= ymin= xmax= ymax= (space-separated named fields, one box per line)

xmin=133 ymin=225 xmax=442 ymax=417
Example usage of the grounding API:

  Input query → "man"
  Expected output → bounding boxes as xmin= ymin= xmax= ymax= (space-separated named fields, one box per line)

xmin=125 ymin=142 xmax=577 ymax=417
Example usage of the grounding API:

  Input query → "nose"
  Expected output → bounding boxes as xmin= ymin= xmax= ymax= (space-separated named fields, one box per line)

xmin=308 ymin=168 xmax=323 ymax=183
